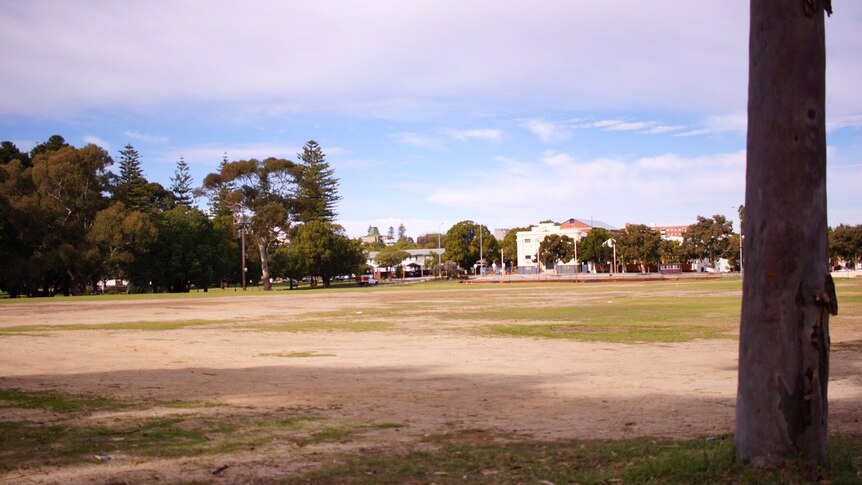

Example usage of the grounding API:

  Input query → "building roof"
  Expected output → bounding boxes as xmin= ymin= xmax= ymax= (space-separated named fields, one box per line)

xmin=561 ymin=218 xmax=617 ymax=231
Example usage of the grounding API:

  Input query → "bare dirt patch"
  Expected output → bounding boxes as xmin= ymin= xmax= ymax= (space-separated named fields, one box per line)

xmin=1 ymin=283 xmax=860 ymax=484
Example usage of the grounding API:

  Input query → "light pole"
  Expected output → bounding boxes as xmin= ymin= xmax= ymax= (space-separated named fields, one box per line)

xmin=437 ymin=222 xmax=443 ymax=279
xmin=478 ymin=223 xmax=483 ymax=276
xmin=233 ymin=206 xmax=249 ymax=291
xmin=603 ymin=237 xmax=616 ymax=274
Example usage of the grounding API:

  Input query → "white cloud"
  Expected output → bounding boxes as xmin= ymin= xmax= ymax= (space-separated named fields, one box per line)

xmin=123 ymin=131 xmax=169 ymax=143
xmin=160 ymin=143 xmax=302 ymax=167
xmin=444 ymin=128 xmax=503 ymax=143
xmin=674 ymin=113 xmax=746 ymax=137
xmin=521 ymin=119 xmax=569 ymax=143
xmin=640 ymin=125 xmax=686 ymax=135
xmin=391 ymin=132 xmax=442 ymax=149
xmin=3 ymin=2 xmax=861 ymax=120
xmin=83 ymin=136 xmax=110 ymax=149
xmin=827 ymin=114 xmax=862 ymax=132
xmin=609 ymin=122 xmax=652 ymax=131
xmin=427 ymin=149 xmax=746 ymax=228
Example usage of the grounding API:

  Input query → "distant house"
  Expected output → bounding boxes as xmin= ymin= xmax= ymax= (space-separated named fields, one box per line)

xmin=361 ymin=226 xmax=383 ymax=245
xmin=649 ymin=224 xmax=687 ymax=242
xmin=366 ymin=248 xmax=442 ymax=278
xmin=516 ymin=218 xmax=617 ymax=273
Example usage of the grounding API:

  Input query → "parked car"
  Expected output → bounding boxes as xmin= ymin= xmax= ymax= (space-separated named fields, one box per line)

xmin=358 ymin=275 xmax=378 ymax=286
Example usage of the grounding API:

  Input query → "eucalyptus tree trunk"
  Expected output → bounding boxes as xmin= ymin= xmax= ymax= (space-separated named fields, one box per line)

xmin=258 ymin=242 xmax=273 ymax=291
xmin=736 ymin=0 xmax=835 ymax=468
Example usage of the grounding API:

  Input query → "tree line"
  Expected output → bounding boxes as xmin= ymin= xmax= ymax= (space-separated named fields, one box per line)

xmin=422 ymin=213 xmax=860 ymax=275
xmin=0 ymin=136 xmax=364 ymax=296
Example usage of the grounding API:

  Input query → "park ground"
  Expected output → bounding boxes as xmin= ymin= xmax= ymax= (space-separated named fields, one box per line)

xmin=1 ymin=278 xmax=860 ymax=483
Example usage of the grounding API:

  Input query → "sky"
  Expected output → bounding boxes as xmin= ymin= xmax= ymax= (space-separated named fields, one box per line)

xmin=2 ymin=1 xmax=861 ymax=239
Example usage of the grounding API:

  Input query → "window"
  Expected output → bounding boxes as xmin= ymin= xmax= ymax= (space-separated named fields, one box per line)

xmin=524 ymin=255 xmax=532 ymax=261
xmin=524 ymin=238 xmax=531 ymax=243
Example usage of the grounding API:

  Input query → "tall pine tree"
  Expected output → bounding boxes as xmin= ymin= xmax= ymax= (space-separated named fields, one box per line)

xmin=116 ymin=144 xmax=149 ymax=212
xmin=293 ymin=140 xmax=340 ymax=224
xmin=170 ymin=156 xmax=194 ymax=207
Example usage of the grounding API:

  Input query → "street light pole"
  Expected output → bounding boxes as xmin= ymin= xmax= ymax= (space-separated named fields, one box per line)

xmin=437 ymin=222 xmax=442 ymax=279
xmin=479 ymin=224 xmax=483 ymax=276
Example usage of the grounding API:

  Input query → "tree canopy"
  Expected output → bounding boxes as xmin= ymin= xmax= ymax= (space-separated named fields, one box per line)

xmin=682 ymin=214 xmax=733 ymax=267
xmin=444 ymin=220 xmax=499 ymax=270
xmin=537 ymin=234 xmax=575 ymax=268
xmin=616 ymin=224 xmax=661 ymax=273
xmin=292 ymin=140 xmax=340 ymax=224
xmin=201 ymin=157 xmax=295 ymax=290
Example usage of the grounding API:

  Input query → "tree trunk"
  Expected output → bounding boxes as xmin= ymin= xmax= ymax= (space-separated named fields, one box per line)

xmin=258 ymin=241 xmax=272 ymax=291
xmin=736 ymin=0 xmax=835 ymax=468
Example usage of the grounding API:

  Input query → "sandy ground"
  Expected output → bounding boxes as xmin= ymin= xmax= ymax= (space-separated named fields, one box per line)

xmin=1 ymin=292 xmax=860 ymax=484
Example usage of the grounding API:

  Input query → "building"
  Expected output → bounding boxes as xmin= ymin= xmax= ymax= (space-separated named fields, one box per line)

xmin=515 ymin=218 xmax=616 ymax=273
xmin=366 ymin=248 xmax=442 ymax=278
xmin=649 ymin=224 xmax=687 ymax=242
xmin=360 ymin=226 xmax=383 ymax=245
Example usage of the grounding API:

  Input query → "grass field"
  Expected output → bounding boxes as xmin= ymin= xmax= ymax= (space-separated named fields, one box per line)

xmin=1 ymin=277 xmax=860 ymax=483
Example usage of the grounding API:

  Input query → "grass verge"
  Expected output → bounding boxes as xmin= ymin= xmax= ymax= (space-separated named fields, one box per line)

xmin=295 ymin=432 xmax=862 ymax=484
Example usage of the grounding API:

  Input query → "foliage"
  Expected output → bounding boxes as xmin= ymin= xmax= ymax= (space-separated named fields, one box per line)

xmin=29 ymin=134 xmax=69 ymax=160
xmin=444 ymin=221 xmax=499 ymax=270
xmin=830 ymin=224 xmax=862 ymax=268
xmin=201 ymin=157 xmax=295 ymax=290
xmin=292 ymin=140 xmax=340 ymax=224
xmin=279 ymin=221 xmax=365 ymax=287
xmin=127 ymin=206 xmax=228 ymax=292
xmin=170 ymin=157 xmax=195 ymax=207
xmin=416 ymin=232 xmax=444 ymax=249
xmin=577 ymin=228 xmax=613 ymax=268
xmin=501 ymin=227 xmax=529 ymax=268
xmin=616 ymin=224 xmax=661 ymax=273
xmin=682 ymin=214 xmax=733 ymax=267
xmin=374 ymin=246 xmax=410 ymax=271
xmin=659 ymin=239 xmax=684 ymax=264
xmin=88 ymin=202 xmax=157 ymax=285
xmin=0 ymin=140 xmax=30 ymax=167
xmin=116 ymin=144 xmax=150 ymax=212
xmin=537 ymin=234 xmax=575 ymax=267
xmin=0 ymin=144 xmax=113 ymax=296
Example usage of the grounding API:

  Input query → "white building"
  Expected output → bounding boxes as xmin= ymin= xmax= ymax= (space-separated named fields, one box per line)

xmin=516 ymin=218 xmax=616 ymax=273
xmin=366 ymin=248 xmax=441 ymax=277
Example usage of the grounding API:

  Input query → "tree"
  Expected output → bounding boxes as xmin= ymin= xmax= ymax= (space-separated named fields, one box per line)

xmin=374 ymin=246 xmax=409 ymax=277
xmin=397 ymin=223 xmax=407 ymax=240
xmin=659 ymin=239 xmax=683 ymax=264
xmin=170 ymin=157 xmax=195 ymax=207
xmin=443 ymin=221 xmax=498 ymax=271
xmin=737 ymin=0 xmax=834 ymax=468
xmin=284 ymin=221 xmax=365 ymax=287
xmin=681 ymin=215 xmax=733 ymax=268
xmin=128 ymin=206 xmax=228 ymax=292
xmin=88 ymin=202 xmax=156 ymax=289
xmin=387 ymin=226 xmax=395 ymax=241
xmin=830 ymin=224 xmax=861 ymax=268
xmin=116 ymin=144 xmax=150 ymax=212
xmin=29 ymin=135 xmax=69 ymax=160
xmin=201 ymin=157 xmax=295 ymax=290
xmin=3 ymin=144 xmax=112 ymax=295
xmin=292 ymin=140 xmax=339 ymax=224
xmin=501 ymin=227 xmax=529 ymax=269
xmin=205 ymin=153 xmax=235 ymax=217
xmin=616 ymin=224 xmax=661 ymax=273
xmin=0 ymin=141 xmax=30 ymax=167
xmin=577 ymin=228 xmax=613 ymax=271
xmin=537 ymin=234 xmax=575 ymax=269
xmin=416 ymin=232 xmax=444 ymax=249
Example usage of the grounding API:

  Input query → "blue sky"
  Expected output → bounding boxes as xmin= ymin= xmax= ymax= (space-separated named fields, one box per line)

xmin=2 ymin=1 xmax=860 ymax=239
